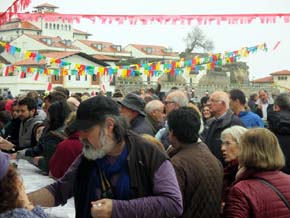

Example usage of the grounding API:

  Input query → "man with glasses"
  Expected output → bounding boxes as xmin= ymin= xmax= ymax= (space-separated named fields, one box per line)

xmin=155 ymin=90 xmax=189 ymax=149
xmin=28 ymin=96 xmax=183 ymax=218
xmin=201 ymin=91 xmax=244 ymax=166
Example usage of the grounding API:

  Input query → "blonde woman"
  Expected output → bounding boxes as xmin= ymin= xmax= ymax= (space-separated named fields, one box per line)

xmin=223 ymin=128 xmax=290 ymax=218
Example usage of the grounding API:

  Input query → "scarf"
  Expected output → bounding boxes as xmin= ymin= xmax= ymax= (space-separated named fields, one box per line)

xmin=74 ymin=145 xmax=130 ymax=218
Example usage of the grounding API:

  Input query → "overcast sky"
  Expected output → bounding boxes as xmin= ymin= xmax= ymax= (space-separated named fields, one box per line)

xmin=2 ymin=0 xmax=290 ymax=79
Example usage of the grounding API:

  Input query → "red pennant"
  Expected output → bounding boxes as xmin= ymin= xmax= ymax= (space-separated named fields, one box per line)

xmin=273 ymin=41 xmax=281 ymax=50
xmin=20 ymin=71 xmax=25 ymax=78
xmin=4 ymin=66 xmax=9 ymax=76
xmin=47 ymin=82 xmax=52 ymax=91
xmin=101 ymin=84 xmax=106 ymax=93
xmin=34 ymin=73 xmax=39 ymax=81
xmin=109 ymin=76 xmax=113 ymax=83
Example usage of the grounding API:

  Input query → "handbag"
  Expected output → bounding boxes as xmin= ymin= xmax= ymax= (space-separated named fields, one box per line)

xmin=253 ymin=177 xmax=290 ymax=210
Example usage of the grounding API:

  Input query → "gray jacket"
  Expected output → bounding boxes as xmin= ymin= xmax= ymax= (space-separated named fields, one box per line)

xmin=18 ymin=114 xmax=44 ymax=149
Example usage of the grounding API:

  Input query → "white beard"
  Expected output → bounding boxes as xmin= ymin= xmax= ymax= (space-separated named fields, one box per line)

xmin=81 ymin=128 xmax=116 ymax=160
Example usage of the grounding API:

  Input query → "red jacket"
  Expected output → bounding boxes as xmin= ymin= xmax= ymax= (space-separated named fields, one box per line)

xmin=223 ymin=170 xmax=290 ymax=218
xmin=49 ymin=132 xmax=82 ymax=179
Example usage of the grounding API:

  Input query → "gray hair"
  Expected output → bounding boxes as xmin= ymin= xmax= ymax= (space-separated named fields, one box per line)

xmin=168 ymin=90 xmax=189 ymax=107
xmin=145 ymin=100 xmax=164 ymax=114
xmin=211 ymin=91 xmax=230 ymax=110
xmin=274 ymin=93 xmax=290 ymax=111
xmin=221 ymin=125 xmax=247 ymax=147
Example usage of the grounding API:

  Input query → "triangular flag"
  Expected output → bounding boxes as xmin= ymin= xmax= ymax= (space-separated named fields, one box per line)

xmin=47 ymin=82 xmax=52 ymax=91
xmin=101 ymin=84 xmax=106 ymax=93
xmin=4 ymin=66 xmax=9 ymax=76
xmin=34 ymin=72 xmax=39 ymax=81
xmin=20 ymin=71 xmax=25 ymax=78
xmin=273 ymin=41 xmax=281 ymax=50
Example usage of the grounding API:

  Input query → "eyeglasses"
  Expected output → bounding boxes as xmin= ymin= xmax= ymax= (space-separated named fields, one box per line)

xmin=164 ymin=101 xmax=176 ymax=105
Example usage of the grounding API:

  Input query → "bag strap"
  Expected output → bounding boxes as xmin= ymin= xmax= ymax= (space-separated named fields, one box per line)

xmin=253 ymin=177 xmax=290 ymax=210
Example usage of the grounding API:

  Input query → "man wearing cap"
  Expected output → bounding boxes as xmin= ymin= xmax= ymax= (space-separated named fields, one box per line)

xmin=118 ymin=92 xmax=155 ymax=136
xmin=28 ymin=96 xmax=183 ymax=218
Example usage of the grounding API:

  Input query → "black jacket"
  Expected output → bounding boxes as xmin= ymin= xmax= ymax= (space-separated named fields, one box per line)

xmin=201 ymin=110 xmax=245 ymax=166
xmin=268 ymin=110 xmax=290 ymax=174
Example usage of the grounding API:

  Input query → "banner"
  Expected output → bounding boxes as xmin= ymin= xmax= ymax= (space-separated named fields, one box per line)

xmin=1 ymin=12 xmax=290 ymax=27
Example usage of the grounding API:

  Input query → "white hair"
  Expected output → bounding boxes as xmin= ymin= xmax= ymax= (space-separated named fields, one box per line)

xmin=145 ymin=100 xmax=164 ymax=114
xmin=221 ymin=125 xmax=248 ymax=147
xmin=168 ymin=90 xmax=189 ymax=107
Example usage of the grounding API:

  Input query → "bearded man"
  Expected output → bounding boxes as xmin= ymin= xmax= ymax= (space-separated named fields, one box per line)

xmin=28 ymin=96 xmax=182 ymax=218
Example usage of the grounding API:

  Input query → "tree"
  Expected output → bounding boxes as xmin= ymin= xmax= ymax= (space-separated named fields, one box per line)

xmin=183 ymin=26 xmax=214 ymax=55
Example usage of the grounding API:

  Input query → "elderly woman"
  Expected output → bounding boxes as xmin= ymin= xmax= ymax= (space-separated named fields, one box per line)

xmin=223 ymin=128 xmax=290 ymax=217
xmin=0 ymin=151 xmax=47 ymax=218
xmin=221 ymin=125 xmax=247 ymax=192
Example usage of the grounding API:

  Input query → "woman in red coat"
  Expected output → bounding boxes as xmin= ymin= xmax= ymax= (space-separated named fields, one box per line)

xmin=49 ymin=112 xmax=82 ymax=179
xmin=223 ymin=128 xmax=290 ymax=218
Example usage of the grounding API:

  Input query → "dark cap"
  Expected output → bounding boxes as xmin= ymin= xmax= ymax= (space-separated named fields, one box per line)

xmin=72 ymin=96 xmax=119 ymax=130
xmin=0 ymin=151 xmax=9 ymax=181
xmin=118 ymin=93 xmax=145 ymax=116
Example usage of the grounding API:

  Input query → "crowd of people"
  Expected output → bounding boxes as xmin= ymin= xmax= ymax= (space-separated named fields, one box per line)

xmin=0 ymin=84 xmax=290 ymax=218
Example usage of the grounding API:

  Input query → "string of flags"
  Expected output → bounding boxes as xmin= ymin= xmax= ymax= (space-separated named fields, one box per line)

xmin=2 ymin=12 xmax=290 ymax=26
xmin=0 ymin=41 xmax=268 ymax=80
xmin=0 ymin=0 xmax=31 ymax=26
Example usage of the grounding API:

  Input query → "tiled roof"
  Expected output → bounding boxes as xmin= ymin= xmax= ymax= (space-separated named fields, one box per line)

xmin=0 ymin=21 xmax=41 ymax=31
xmin=21 ymin=22 xmax=41 ymax=30
xmin=24 ymin=34 xmax=80 ymax=50
xmin=270 ymin=70 xmax=290 ymax=75
xmin=251 ymin=76 xmax=273 ymax=83
xmin=128 ymin=43 xmax=179 ymax=56
xmin=78 ymin=40 xmax=131 ymax=54
xmin=73 ymin=29 xmax=92 ymax=35
xmin=41 ymin=51 xmax=80 ymax=59
xmin=34 ymin=3 xmax=58 ymax=8
xmin=13 ymin=59 xmax=46 ymax=66
xmin=93 ymin=54 xmax=119 ymax=61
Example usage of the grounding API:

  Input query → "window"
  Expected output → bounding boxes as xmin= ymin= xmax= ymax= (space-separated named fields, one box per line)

xmin=92 ymin=75 xmax=97 ymax=81
xmin=57 ymin=24 xmax=59 ymax=30
xmin=45 ymin=23 xmax=48 ymax=29
xmin=65 ymin=25 xmax=67 ymax=31
xmin=85 ymin=75 xmax=87 ymax=81
xmin=54 ymin=75 xmax=60 ymax=81
xmin=76 ymin=75 xmax=80 ymax=81
xmin=68 ymin=75 xmax=71 ymax=80
xmin=95 ymin=44 xmax=103 ymax=50
xmin=49 ymin=23 xmax=52 ymax=29
xmin=278 ymin=76 xmax=288 ymax=80
xmin=53 ymin=24 xmax=56 ymax=30
xmin=61 ymin=24 xmax=63 ymax=30
xmin=68 ymin=25 xmax=71 ymax=31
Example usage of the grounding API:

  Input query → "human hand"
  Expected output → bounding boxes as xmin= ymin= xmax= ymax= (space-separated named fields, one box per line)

xmin=91 ymin=199 xmax=113 ymax=218
xmin=33 ymin=156 xmax=43 ymax=166
xmin=0 ymin=137 xmax=15 ymax=151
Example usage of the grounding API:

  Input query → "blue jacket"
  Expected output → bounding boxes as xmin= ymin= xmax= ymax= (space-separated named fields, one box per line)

xmin=239 ymin=111 xmax=264 ymax=128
